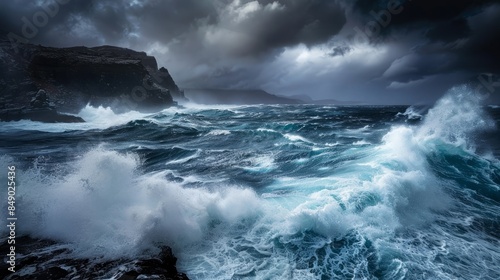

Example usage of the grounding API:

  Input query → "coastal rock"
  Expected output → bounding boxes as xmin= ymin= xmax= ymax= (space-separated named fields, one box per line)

xmin=0 ymin=237 xmax=189 ymax=280
xmin=156 ymin=67 xmax=188 ymax=102
xmin=118 ymin=246 xmax=189 ymax=280
xmin=0 ymin=35 xmax=185 ymax=121
xmin=0 ymin=107 xmax=85 ymax=123
xmin=30 ymin=89 xmax=50 ymax=109
xmin=0 ymin=89 xmax=84 ymax=123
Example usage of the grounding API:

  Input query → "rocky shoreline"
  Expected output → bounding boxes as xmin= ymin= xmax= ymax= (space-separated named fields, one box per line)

xmin=0 ymin=37 xmax=189 ymax=278
xmin=0 ymin=89 xmax=84 ymax=123
xmin=0 ymin=35 xmax=186 ymax=123
xmin=0 ymin=236 xmax=188 ymax=280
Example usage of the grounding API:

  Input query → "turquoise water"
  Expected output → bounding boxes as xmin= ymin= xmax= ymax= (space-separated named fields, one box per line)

xmin=1 ymin=86 xmax=499 ymax=279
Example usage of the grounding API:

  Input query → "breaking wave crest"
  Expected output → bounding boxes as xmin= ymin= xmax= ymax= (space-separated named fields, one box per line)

xmin=1 ymin=85 xmax=498 ymax=279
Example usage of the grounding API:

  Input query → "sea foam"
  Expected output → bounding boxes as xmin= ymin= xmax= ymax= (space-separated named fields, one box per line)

xmin=1 ymin=148 xmax=261 ymax=259
xmin=0 ymin=85 xmax=497 ymax=279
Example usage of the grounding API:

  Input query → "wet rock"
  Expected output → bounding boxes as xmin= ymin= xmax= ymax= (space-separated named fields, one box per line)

xmin=0 ymin=34 xmax=183 ymax=121
xmin=35 ymin=267 xmax=69 ymax=279
xmin=1 ymin=237 xmax=189 ymax=280
xmin=156 ymin=67 xmax=187 ymax=102
xmin=0 ymin=107 xmax=85 ymax=123
xmin=118 ymin=246 xmax=189 ymax=280
xmin=0 ymin=88 xmax=84 ymax=123
xmin=30 ymin=90 xmax=52 ymax=109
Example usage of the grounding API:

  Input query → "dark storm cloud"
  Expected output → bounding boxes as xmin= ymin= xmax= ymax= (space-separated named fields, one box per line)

xmin=0 ymin=0 xmax=219 ymax=47
xmin=1 ymin=0 xmax=499 ymax=103
xmin=353 ymin=0 xmax=494 ymax=25
xmin=0 ymin=1 xmax=96 ymax=45
xmin=343 ymin=0 xmax=500 ymax=101
xmin=127 ymin=0 xmax=218 ymax=41
xmin=1 ymin=0 xmax=346 ymax=54
xmin=0 ymin=0 xmax=347 ymax=88
xmin=329 ymin=45 xmax=351 ymax=57
xmin=425 ymin=18 xmax=471 ymax=43
xmin=225 ymin=0 xmax=346 ymax=55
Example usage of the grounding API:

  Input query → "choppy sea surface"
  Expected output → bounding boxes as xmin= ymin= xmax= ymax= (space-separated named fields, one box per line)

xmin=1 ymin=86 xmax=499 ymax=279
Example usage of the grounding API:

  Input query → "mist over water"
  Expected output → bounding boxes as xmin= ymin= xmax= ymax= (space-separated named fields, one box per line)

xmin=1 ymin=86 xmax=499 ymax=279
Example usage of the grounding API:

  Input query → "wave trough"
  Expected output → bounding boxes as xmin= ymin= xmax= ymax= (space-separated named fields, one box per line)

xmin=1 ymin=85 xmax=499 ymax=279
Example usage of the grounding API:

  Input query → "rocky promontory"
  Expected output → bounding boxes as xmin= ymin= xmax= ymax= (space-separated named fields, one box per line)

xmin=0 ymin=236 xmax=189 ymax=280
xmin=0 ymin=36 xmax=186 ymax=122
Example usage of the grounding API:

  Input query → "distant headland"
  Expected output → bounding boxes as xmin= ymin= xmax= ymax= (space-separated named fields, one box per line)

xmin=0 ymin=36 xmax=185 ymax=123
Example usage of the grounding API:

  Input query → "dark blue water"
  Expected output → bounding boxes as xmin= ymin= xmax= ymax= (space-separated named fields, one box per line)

xmin=1 ymin=86 xmax=499 ymax=279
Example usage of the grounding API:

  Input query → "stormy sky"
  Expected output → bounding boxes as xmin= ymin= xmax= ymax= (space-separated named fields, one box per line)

xmin=1 ymin=0 xmax=500 ymax=104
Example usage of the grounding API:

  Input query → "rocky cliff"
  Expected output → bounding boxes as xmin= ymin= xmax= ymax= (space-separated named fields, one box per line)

xmin=0 ymin=36 xmax=186 ymax=122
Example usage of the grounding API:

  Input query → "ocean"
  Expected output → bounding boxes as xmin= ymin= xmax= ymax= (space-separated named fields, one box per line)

xmin=1 ymin=86 xmax=499 ymax=279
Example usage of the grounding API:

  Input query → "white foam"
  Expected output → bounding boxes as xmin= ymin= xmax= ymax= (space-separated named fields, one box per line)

xmin=207 ymin=129 xmax=231 ymax=136
xmin=416 ymin=85 xmax=495 ymax=148
xmin=284 ymin=133 xmax=314 ymax=144
xmin=345 ymin=125 xmax=372 ymax=135
xmin=77 ymin=105 xmax=148 ymax=128
xmin=1 ymin=85 xmax=496 ymax=279
xmin=325 ymin=142 xmax=340 ymax=147
xmin=3 ymin=148 xmax=262 ymax=259
xmin=165 ymin=150 xmax=201 ymax=165
xmin=178 ymin=85 xmax=492 ymax=278
xmin=353 ymin=140 xmax=371 ymax=146
xmin=397 ymin=106 xmax=423 ymax=120
xmin=256 ymin=128 xmax=278 ymax=133
xmin=180 ymin=102 xmax=248 ymax=112
xmin=0 ymin=105 xmax=149 ymax=132
xmin=241 ymin=154 xmax=276 ymax=172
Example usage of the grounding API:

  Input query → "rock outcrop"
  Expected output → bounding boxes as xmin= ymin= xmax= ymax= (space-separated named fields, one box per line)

xmin=0 ymin=35 xmax=186 ymax=122
xmin=0 ymin=236 xmax=189 ymax=280
xmin=117 ymin=246 xmax=189 ymax=280
xmin=0 ymin=89 xmax=84 ymax=123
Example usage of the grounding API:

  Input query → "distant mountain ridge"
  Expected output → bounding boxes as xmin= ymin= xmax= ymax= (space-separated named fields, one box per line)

xmin=184 ymin=88 xmax=302 ymax=105
xmin=289 ymin=94 xmax=364 ymax=105
xmin=184 ymin=88 xmax=364 ymax=105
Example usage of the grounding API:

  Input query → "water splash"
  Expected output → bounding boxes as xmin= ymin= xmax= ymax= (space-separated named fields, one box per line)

xmin=416 ymin=85 xmax=495 ymax=148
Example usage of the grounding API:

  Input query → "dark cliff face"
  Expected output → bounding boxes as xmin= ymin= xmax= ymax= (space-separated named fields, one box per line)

xmin=0 ymin=37 xmax=185 ymax=120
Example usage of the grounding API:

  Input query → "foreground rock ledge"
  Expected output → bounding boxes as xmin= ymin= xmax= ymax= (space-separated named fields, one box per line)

xmin=0 ymin=236 xmax=189 ymax=280
xmin=0 ymin=107 xmax=85 ymax=123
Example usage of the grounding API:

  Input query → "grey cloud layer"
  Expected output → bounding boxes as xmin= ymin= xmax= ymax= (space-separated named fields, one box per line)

xmin=1 ymin=0 xmax=499 ymax=103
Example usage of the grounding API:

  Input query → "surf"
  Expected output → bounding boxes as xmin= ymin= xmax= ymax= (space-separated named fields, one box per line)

xmin=0 ymin=85 xmax=498 ymax=279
